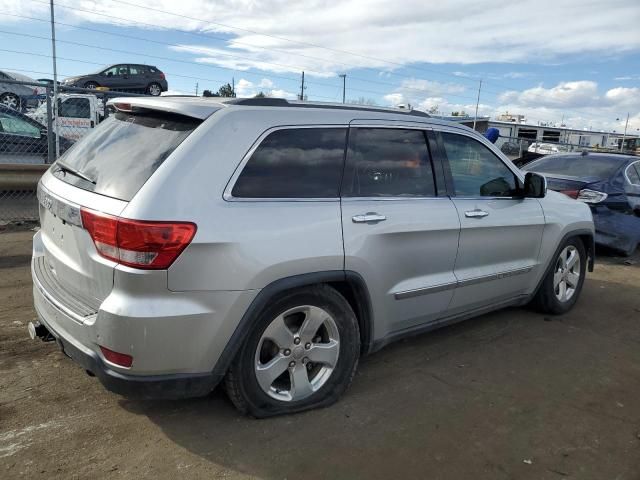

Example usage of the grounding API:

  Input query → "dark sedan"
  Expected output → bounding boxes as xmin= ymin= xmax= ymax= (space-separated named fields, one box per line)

xmin=62 ymin=64 xmax=168 ymax=96
xmin=523 ymin=152 xmax=640 ymax=256
xmin=0 ymin=105 xmax=73 ymax=164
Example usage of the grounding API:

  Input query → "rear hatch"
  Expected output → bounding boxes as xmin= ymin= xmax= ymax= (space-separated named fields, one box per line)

xmin=36 ymin=106 xmax=202 ymax=321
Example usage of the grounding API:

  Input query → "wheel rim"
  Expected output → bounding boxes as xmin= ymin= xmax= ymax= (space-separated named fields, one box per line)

xmin=149 ymin=84 xmax=161 ymax=96
xmin=553 ymin=245 xmax=581 ymax=303
xmin=86 ymin=83 xmax=97 ymax=89
xmin=1 ymin=94 xmax=19 ymax=109
xmin=254 ymin=305 xmax=340 ymax=402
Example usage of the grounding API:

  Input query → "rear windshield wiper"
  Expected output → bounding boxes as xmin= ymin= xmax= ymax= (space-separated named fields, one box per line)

xmin=55 ymin=160 xmax=96 ymax=185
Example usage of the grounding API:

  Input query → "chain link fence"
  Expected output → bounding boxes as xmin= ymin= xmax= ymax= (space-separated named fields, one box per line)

xmin=1 ymin=79 xmax=143 ymax=223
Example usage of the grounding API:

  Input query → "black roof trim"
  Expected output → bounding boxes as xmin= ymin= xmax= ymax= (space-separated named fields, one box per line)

xmin=225 ymin=98 xmax=430 ymax=117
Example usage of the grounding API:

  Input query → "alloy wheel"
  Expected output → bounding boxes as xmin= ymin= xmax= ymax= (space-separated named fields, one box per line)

xmin=254 ymin=305 xmax=340 ymax=402
xmin=148 ymin=83 xmax=161 ymax=96
xmin=553 ymin=245 xmax=581 ymax=302
xmin=1 ymin=94 xmax=19 ymax=109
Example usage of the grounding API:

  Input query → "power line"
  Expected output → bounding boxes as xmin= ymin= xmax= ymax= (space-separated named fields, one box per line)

xmin=6 ymin=9 xmax=486 ymax=103
xmin=0 ymin=29 xmax=483 ymax=104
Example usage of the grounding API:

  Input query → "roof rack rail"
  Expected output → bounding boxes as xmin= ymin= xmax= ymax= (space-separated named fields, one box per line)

xmin=224 ymin=97 xmax=430 ymax=117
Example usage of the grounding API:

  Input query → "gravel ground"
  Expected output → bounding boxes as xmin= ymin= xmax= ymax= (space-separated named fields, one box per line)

xmin=1 ymin=228 xmax=639 ymax=480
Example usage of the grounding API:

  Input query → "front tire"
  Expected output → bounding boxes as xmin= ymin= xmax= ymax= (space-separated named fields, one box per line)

xmin=84 ymin=82 xmax=99 ymax=90
xmin=225 ymin=285 xmax=360 ymax=418
xmin=531 ymin=238 xmax=587 ymax=315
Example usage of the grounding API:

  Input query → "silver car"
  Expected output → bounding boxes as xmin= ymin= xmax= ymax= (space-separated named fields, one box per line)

xmin=0 ymin=71 xmax=38 ymax=110
xmin=30 ymin=98 xmax=594 ymax=417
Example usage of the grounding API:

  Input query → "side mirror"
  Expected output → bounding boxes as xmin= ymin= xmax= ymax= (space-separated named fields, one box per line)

xmin=523 ymin=172 xmax=547 ymax=198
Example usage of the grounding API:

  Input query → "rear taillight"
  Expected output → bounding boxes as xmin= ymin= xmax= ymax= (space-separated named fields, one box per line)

xmin=560 ymin=190 xmax=579 ymax=199
xmin=100 ymin=346 xmax=133 ymax=368
xmin=159 ymin=72 xmax=165 ymax=80
xmin=80 ymin=208 xmax=196 ymax=269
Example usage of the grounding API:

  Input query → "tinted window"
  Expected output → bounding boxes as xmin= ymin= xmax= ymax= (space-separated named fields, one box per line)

xmin=103 ymin=65 xmax=126 ymax=76
xmin=342 ymin=128 xmax=435 ymax=197
xmin=232 ymin=128 xmax=347 ymax=198
xmin=626 ymin=162 xmax=640 ymax=185
xmin=52 ymin=111 xmax=200 ymax=201
xmin=524 ymin=154 xmax=627 ymax=179
xmin=58 ymin=98 xmax=90 ymax=119
xmin=441 ymin=132 xmax=517 ymax=197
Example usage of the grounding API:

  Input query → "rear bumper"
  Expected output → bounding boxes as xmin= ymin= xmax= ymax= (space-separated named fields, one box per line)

xmin=33 ymin=280 xmax=223 ymax=399
xmin=37 ymin=310 xmax=222 ymax=399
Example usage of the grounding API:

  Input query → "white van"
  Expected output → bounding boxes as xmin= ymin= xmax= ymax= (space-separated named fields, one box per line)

xmin=29 ymin=94 xmax=103 ymax=141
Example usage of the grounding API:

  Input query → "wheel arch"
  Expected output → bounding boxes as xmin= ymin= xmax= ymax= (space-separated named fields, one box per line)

xmin=211 ymin=270 xmax=374 ymax=378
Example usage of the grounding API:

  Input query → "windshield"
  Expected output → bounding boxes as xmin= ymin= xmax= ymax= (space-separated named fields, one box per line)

xmin=52 ymin=110 xmax=201 ymax=201
xmin=524 ymin=154 xmax=626 ymax=178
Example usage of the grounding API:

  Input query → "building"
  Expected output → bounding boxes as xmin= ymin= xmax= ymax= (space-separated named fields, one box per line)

xmin=487 ymin=120 xmax=639 ymax=151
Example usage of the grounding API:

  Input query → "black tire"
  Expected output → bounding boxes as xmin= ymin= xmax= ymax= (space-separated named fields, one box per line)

xmin=224 ymin=284 xmax=360 ymax=418
xmin=0 ymin=92 xmax=20 ymax=110
xmin=84 ymin=82 xmax=99 ymax=90
xmin=146 ymin=83 xmax=162 ymax=96
xmin=531 ymin=237 xmax=587 ymax=315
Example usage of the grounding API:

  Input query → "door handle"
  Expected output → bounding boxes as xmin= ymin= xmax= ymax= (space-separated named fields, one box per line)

xmin=352 ymin=213 xmax=387 ymax=224
xmin=465 ymin=209 xmax=489 ymax=218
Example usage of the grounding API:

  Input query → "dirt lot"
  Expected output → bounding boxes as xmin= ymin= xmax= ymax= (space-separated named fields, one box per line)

xmin=1 ymin=228 xmax=639 ymax=480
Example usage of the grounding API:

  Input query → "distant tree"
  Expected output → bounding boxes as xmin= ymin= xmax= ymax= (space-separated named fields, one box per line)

xmin=349 ymin=97 xmax=378 ymax=106
xmin=218 ymin=83 xmax=235 ymax=97
xmin=451 ymin=111 xmax=459 ymax=116
xmin=427 ymin=105 xmax=439 ymax=114
xmin=202 ymin=89 xmax=219 ymax=97
xmin=254 ymin=91 xmax=266 ymax=98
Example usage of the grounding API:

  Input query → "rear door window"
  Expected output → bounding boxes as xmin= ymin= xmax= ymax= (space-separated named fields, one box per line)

xmin=52 ymin=110 xmax=200 ymax=201
xmin=58 ymin=98 xmax=90 ymax=119
xmin=342 ymin=128 xmax=436 ymax=197
xmin=232 ymin=128 xmax=347 ymax=198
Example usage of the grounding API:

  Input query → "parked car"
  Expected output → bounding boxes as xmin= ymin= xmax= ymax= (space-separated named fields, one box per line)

xmin=500 ymin=140 xmax=521 ymax=156
xmin=0 ymin=105 xmax=72 ymax=164
xmin=28 ymin=93 xmax=104 ymax=141
xmin=62 ymin=64 xmax=168 ymax=96
xmin=528 ymin=142 xmax=570 ymax=155
xmin=30 ymin=98 xmax=594 ymax=417
xmin=0 ymin=70 xmax=40 ymax=110
xmin=524 ymin=152 xmax=640 ymax=256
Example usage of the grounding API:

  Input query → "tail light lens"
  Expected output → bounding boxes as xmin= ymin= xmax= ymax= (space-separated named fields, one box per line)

xmin=80 ymin=208 xmax=196 ymax=269
xmin=576 ymin=189 xmax=608 ymax=204
xmin=100 ymin=345 xmax=133 ymax=368
xmin=159 ymin=72 xmax=165 ymax=80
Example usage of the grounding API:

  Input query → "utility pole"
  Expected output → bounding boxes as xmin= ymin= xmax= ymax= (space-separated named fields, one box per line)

xmin=472 ymin=79 xmax=482 ymax=131
xmin=620 ymin=112 xmax=629 ymax=151
xmin=299 ymin=71 xmax=305 ymax=101
xmin=232 ymin=76 xmax=235 ymax=97
xmin=339 ymin=74 xmax=346 ymax=103
xmin=195 ymin=82 xmax=198 ymax=96
xmin=49 ymin=0 xmax=60 ymax=159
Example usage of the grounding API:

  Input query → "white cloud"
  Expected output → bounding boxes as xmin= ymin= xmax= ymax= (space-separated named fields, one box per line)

xmin=233 ymin=77 xmax=296 ymax=99
xmin=2 ymin=0 xmax=638 ymax=74
xmin=498 ymin=81 xmax=600 ymax=108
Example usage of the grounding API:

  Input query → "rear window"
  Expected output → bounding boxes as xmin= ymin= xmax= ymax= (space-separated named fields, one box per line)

xmin=52 ymin=110 xmax=200 ymax=201
xmin=524 ymin=154 xmax=625 ymax=178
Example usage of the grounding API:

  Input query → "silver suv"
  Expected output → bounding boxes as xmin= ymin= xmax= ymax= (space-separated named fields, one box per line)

xmin=30 ymin=98 xmax=594 ymax=417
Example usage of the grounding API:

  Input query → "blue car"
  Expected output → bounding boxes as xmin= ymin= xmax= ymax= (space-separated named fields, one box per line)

xmin=523 ymin=152 xmax=640 ymax=256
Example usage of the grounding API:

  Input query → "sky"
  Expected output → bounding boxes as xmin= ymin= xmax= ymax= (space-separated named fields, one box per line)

xmin=1 ymin=0 xmax=639 ymax=133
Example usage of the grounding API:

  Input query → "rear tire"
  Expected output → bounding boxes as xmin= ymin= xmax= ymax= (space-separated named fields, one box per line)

xmin=225 ymin=284 xmax=360 ymax=418
xmin=84 ymin=82 xmax=99 ymax=90
xmin=147 ymin=83 xmax=162 ymax=96
xmin=531 ymin=237 xmax=587 ymax=315
xmin=0 ymin=93 xmax=20 ymax=110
